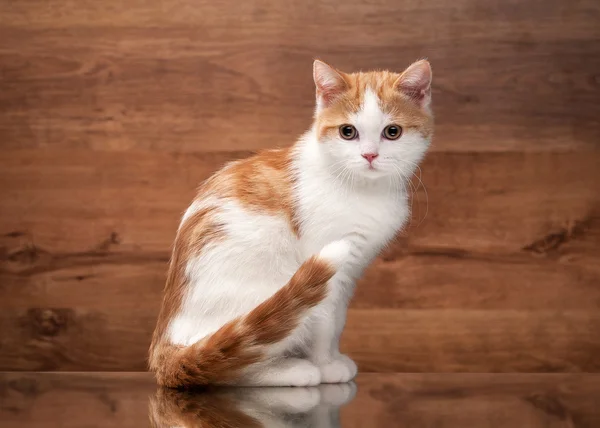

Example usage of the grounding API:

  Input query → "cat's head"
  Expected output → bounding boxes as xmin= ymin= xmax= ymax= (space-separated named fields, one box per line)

xmin=312 ymin=60 xmax=433 ymax=181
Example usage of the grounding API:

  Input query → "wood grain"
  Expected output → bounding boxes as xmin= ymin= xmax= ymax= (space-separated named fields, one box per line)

xmin=2 ymin=253 xmax=599 ymax=313
xmin=0 ymin=151 xmax=600 ymax=310
xmin=1 ymin=0 xmax=599 ymax=152
xmin=0 ymin=149 xmax=598 ymax=371
xmin=0 ymin=372 xmax=155 ymax=428
xmin=343 ymin=310 xmax=600 ymax=373
xmin=1 ymin=150 xmax=598 ymax=308
xmin=1 ymin=0 xmax=599 ymax=373
xmin=1 ymin=308 xmax=598 ymax=372
xmin=343 ymin=373 xmax=600 ymax=428
xmin=1 ymin=372 xmax=599 ymax=428
xmin=1 ymin=150 xmax=597 ymax=254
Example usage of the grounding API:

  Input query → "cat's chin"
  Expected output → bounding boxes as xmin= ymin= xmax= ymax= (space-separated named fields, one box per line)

xmin=357 ymin=166 xmax=392 ymax=180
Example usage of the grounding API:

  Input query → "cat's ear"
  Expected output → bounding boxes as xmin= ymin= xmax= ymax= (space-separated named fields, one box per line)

xmin=395 ymin=60 xmax=432 ymax=109
xmin=313 ymin=60 xmax=348 ymax=108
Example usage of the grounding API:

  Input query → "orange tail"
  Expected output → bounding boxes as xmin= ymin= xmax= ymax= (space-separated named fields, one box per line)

xmin=150 ymin=242 xmax=346 ymax=388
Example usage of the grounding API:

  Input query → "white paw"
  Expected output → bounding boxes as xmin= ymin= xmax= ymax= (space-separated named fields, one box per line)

xmin=319 ymin=240 xmax=352 ymax=270
xmin=286 ymin=362 xmax=322 ymax=387
xmin=319 ymin=355 xmax=358 ymax=384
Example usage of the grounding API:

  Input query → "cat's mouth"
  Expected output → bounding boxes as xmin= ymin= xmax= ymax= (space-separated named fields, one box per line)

xmin=361 ymin=163 xmax=389 ymax=178
xmin=364 ymin=161 xmax=380 ymax=172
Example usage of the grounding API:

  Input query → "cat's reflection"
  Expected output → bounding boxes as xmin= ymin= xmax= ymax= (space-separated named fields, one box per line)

xmin=149 ymin=382 xmax=356 ymax=428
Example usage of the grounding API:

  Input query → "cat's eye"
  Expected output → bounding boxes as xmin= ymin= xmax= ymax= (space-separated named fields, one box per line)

xmin=383 ymin=125 xmax=402 ymax=140
xmin=339 ymin=125 xmax=358 ymax=140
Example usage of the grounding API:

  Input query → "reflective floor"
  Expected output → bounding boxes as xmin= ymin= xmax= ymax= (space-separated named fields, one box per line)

xmin=1 ymin=372 xmax=599 ymax=427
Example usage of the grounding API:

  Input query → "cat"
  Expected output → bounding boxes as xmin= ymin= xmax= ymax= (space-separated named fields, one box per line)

xmin=149 ymin=59 xmax=433 ymax=388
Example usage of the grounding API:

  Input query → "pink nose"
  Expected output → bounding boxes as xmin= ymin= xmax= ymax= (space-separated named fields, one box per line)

xmin=362 ymin=153 xmax=379 ymax=163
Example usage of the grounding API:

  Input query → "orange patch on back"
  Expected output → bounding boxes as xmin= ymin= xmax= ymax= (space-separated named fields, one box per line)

xmin=200 ymin=148 xmax=301 ymax=237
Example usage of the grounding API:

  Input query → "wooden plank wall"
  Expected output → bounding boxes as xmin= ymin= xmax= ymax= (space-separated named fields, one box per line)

xmin=1 ymin=0 xmax=599 ymax=371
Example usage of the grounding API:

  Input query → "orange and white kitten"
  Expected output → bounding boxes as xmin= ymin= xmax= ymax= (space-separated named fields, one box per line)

xmin=149 ymin=59 xmax=434 ymax=388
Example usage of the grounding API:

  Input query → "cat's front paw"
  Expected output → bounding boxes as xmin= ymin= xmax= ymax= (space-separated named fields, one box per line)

xmin=319 ymin=355 xmax=357 ymax=383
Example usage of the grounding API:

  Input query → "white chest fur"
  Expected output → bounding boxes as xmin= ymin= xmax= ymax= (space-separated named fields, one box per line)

xmin=294 ymin=140 xmax=410 ymax=277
